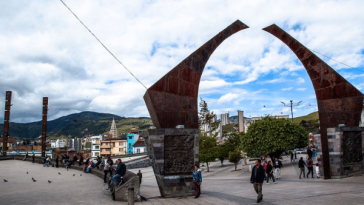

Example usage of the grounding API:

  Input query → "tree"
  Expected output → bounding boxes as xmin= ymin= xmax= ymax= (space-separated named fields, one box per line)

xmin=229 ymin=151 xmax=241 ymax=171
xmin=214 ymin=142 xmax=235 ymax=166
xmin=199 ymin=136 xmax=217 ymax=172
xmin=241 ymin=117 xmax=309 ymax=161
xmin=199 ymin=98 xmax=219 ymax=137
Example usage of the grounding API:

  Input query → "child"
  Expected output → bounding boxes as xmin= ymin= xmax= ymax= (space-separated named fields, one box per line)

xmin=315 ymin=163 xmax=320 ymax=178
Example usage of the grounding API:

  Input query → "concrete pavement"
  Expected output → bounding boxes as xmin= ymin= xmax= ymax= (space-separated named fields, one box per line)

xmin=1 ymin=155 xmax=364 ymax=204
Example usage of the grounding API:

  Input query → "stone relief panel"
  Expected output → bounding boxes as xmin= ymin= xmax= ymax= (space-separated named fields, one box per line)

xmin=164 ymin=135 xmax=195 ymax=175
xmin=343 ymin=131 xmax=363 ymax=164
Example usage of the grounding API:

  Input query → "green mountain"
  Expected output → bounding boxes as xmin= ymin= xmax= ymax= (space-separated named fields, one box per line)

xmin=0 ymin=111 xmax=152 ymax=139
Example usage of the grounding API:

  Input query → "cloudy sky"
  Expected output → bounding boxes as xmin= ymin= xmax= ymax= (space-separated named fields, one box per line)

xmin=1 ymin=0 xmax=364 ymax=123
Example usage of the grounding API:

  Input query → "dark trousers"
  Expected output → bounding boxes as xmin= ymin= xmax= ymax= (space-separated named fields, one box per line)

xmin=266 ymin=173 xmax=275 ymax=183
xmin=299 ymin=167 xmax=305 ymax=178
xmin=193 ymin=181 xmax=201 ymax=197
xmin=56 ymin=161 xmax=59 ymax=168
xmin=104 ymin=170 xmax=111 ymax=183
xmin=79 ymin=160 xmax=83 ymax=166
xmin=307 ymin=167 xmax=314 ymax=178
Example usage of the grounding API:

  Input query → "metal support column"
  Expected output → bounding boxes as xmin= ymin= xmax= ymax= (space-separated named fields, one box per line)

xmin=41 ymin=97 xmax=48 ymax=157
xmin=2 ymin=91 xmax=12 ymax=157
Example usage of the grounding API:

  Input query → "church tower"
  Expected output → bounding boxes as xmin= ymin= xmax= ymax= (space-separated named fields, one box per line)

xmin=109 ymin=118 xmax=118 ymax=138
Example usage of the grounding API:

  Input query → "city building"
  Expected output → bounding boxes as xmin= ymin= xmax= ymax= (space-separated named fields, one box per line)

xmin=251 ymin=115 xmax=289 ymax=123
xmin=238 ymin=110 xmax=245 ymax=133
xmin=0 ymin=137 xmax=16 ymax=151
xmin=91 ymin=135 xmax=102 ymax=158
xmin=100 ymin=138 xmax=127 ymax=157
xmin=220 ymin=113 xmax=230 ymax=125
xmin=109 ymin=118 xmax=118 ymax=138
xmin=360 ymin=103 xmax=364 ymax=126
xmin=127 ymin=128 xmax=140 ymax=155
xmin=133 ymin=139 xmax=146 ymax=154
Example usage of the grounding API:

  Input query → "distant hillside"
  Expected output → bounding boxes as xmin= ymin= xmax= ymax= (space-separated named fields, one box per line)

xmin=0 ymin=111 xmax=152 ymax=139
xmin=293 ymin=111 xmax=319 ymax=124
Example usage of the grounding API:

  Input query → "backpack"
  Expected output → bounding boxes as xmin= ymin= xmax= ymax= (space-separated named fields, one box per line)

xmin=306 ymin=159 xmax=311 ymax=166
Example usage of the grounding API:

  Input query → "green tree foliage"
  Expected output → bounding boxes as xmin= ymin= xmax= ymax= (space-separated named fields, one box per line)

xmin=228 ymin=151 xmax=241 ymax=171
xmin=199 ymin=98 xmax=219 ymax=137
xmin=199 ymin=136 xmax=217 ymax=172
xmin=299 ymin=120 xmax=320 ymax=133
xmin=241 ymin=117 xmax=309 ymax=160
xmin=214 ymin=142 xmax=235 ymax=166
xmin=227 ymin=132 xmax=242 ymax=149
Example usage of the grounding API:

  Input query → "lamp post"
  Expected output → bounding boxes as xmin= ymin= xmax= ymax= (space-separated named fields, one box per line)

xmin=281 ymin=100 xmax=302 ymax=122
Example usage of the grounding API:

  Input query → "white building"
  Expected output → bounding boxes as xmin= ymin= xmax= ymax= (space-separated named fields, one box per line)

xmin=51 ymin=139 xmax=65 ymax=148
xmin=133 ymin=140 xmax=147 ymax=154
xmin=220 ymin=113 xmax=230 ymax=125
xmin=91 ymin=135 xmax=102 ymax=158
xmin=238 ymin=110 xmax=245 ymax=133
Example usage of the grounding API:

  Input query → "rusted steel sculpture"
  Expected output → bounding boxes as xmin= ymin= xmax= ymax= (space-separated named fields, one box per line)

xmin=41 ymin=97 xmax=48 ymax=157
xmin=144 ymin=20 xmax=363 ymax=180
xmin=143 ymin=20 xmax=249 ymax=129
xmin=2 ymin=91 xmax=12 ymax=156
xmin=263 ymin=24 xmax=364 ymax=179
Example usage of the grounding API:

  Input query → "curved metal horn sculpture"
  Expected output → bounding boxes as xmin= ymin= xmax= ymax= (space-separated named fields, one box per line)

xmin=144 ymin=20 xmax=249 ymax=129
xmin=263 ymin=24 xmax=364 ymax=179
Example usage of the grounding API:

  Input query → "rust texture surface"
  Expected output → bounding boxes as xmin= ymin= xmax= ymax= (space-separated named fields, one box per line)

xmin=41 ymin=97 xmax=48 ymax=157
xmin=164 ymin=135 xmax=195 ymax=175
xmin=2 ymin=91 xmax=12 ymax=156
xmin=263 ymin=24 xmax=364 ymax=179
xmin=144 ymin=20 xmax=249 ymax=129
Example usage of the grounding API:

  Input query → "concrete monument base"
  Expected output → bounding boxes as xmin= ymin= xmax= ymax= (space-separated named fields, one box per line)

xmin=315 ymin=127 xmax=364 ymax=179
xmin=144 ymin=128 xmax=199 ymax=198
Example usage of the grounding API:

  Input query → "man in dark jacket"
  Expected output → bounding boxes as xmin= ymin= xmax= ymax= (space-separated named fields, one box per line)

xmin=250 ymin=159 xmax=265 ymax=203
xmin=112 ymin=159 xmax=126 ymax=185
xmin=273 ymin=158 xmax=283 ymax=179
xmin=107 ymin=156 xmax=114 ymax=166
xmin=298 ymin=157 xmax=306 ymax=179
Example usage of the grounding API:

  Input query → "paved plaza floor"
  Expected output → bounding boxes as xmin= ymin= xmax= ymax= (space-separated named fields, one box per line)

xmin=1 ymin=155 xmax=364 ymax=204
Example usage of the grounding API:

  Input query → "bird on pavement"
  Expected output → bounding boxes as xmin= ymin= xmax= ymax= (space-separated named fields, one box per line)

xmin=80 ymin=174 xmax=82 ymax=176
xmin=58 ymin=172 xmax=61 ymax=175
xmin=32 ymin=179 xmax=36 ymax=182
xmin=73 ymin=174 xmax=75 ymax=176
xmin=4 ymin=179 xmax=8 ymax=182
xmin=27 ymin=172 xmax=28 ymax=174
xmin=32 ymin=177 xmax=34 ymax=180
xmin=48 ymin=180 xmax=52 ymax=183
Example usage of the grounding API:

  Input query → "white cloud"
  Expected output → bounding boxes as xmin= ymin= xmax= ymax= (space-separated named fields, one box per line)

xmin=281 ymin=87 xmax=293 ymax=91
xmin=297 ymin=88 xmax=307 ymax=91
xmin=0 ymin=0 xmax=363 ymax=123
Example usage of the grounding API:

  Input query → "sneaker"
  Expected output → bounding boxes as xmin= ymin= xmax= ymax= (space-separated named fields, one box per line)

xmin=274 ymin=182 xmax=277 ymax=184
xmin=266 ymin=182 xmax=270 ymax=184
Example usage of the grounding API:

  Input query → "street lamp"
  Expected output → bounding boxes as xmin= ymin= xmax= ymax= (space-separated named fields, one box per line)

xmin=281 ymin=100 xmax=302 ymax=122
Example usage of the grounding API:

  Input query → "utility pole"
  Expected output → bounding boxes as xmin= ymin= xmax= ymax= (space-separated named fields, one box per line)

xmin=281 ymin=100 xmax=302 ymax=122
xmin=2 ymin=91 xmax=12 ymax=157
xmin=41 ymin=97 xmax=48 ymax=157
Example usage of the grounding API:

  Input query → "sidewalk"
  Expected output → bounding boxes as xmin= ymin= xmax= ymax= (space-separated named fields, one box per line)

xmin=1 ymin=156 xmax=364 ymax=204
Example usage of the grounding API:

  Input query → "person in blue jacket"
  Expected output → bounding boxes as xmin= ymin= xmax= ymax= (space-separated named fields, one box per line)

xmin=192 ymin=165 xmax=202 ymax=198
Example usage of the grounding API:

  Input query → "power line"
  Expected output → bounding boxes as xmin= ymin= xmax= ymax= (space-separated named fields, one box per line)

xmin=60 ymin=0 xmax=147 ymax=89
xmin=309 ymin=49 xmax=364 ymax=73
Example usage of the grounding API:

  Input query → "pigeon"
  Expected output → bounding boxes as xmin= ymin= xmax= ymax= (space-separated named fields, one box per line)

xmin=58 ymin=172 xmax=61 ymax=175
xmin=32 ymin=177 xmax=34 ymax=180
xmin=73 ymin=174 xmax=75 ymax=176
xmin=32 ymin=179 xmax=36 ymax=182
xmin=4 ymin=179 xmax=8 ymax=182
xmin=48 ymin=180 xmax=52 ymax=183
xmin=27 ymin=172 xmax=28 ymax=174
xmin=80 ymin=174 xmax=82 ymax=176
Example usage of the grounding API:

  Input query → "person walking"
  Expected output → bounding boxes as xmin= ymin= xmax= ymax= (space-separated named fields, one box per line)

xmin=273 ymin=158 xmax=283 ymax=179
xmin=250 ymin=159 xmax=265 ymax=203
xmin=298 ymin=157 xmax=306 ymax=179
xmin=306 ymin=156 xmax=314 ymax=178
xmin=192 ymin=165 xmax=202 ymax=198
xmin=56 ymin=155 xmax=59 ymax=168
xmin=79 ymin=155 xmax=84 ymax=166
xmin=32 ymin=154 xmax=35 ymax=163
xmin=103 ymin=160 xmax=112 ymax=183
xmin=290 ymin=152 xmax=295 ymax=162
xmin=137 ymin=170 xmax=142 ymax=185
xmin=266 ymin=161 xmax=276 ymax=184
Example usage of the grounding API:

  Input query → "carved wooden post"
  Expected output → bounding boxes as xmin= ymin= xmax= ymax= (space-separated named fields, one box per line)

xmin=2 ymin=91 xmax=12 ymax=157
xmin=42 ymin=97 xmax=48 ymax=157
